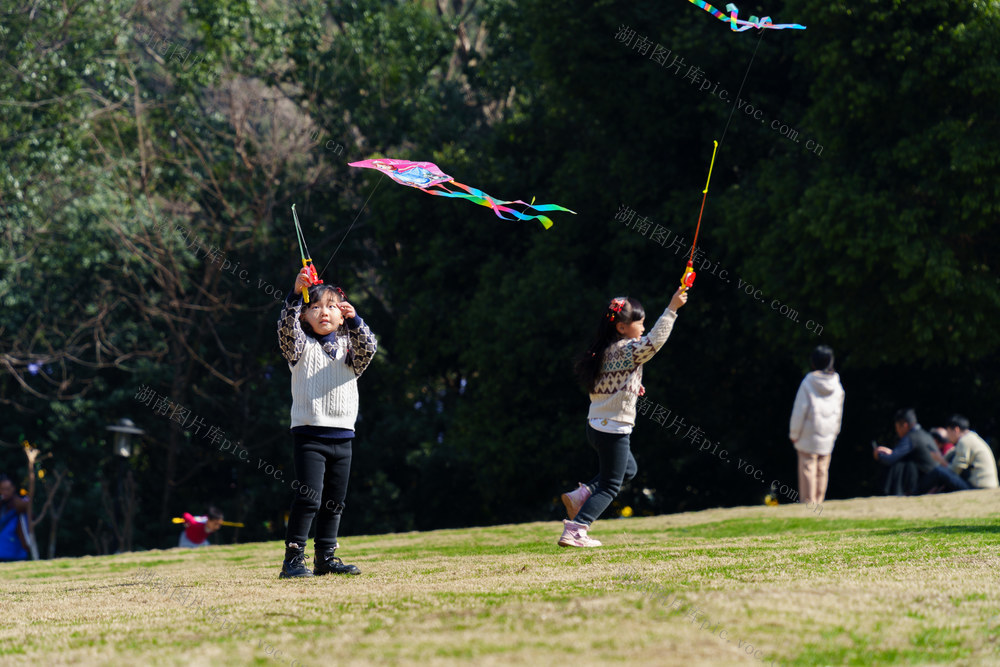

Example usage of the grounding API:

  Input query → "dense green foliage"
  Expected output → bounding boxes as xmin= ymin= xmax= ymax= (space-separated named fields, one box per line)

xmin=2 ymin=0 xmax=998 ymax=556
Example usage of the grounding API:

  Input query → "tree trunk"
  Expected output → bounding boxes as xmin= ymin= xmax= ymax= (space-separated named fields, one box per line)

xmin=46 ymin=477 xmax=73 ymax=560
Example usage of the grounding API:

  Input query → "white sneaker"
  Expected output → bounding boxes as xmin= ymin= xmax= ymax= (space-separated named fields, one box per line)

xmin=558 ymin=520 xmax=602 ymax=547
xmin=561 ymin=483 xmax=592 ymax=520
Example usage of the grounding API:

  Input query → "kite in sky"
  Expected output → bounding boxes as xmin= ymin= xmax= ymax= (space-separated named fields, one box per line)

xmin=687 ymin=1 xmax=806 ymax=31
xmin=348 ymin=158 xmax=574 ymax=230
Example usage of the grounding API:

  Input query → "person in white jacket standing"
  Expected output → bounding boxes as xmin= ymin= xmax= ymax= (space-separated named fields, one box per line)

xmin=789 ymin=346 xmax=845 ymax=506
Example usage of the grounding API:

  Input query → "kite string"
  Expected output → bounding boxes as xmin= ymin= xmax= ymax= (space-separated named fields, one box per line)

xmin=292 ymin=204 xmax=309 ymax=261
xmin=686 ymin=28 xmax=765 ymax=266
xmin=316 ymin=176 xmax=383 ymax=280
xmin=717 ymin=27 xmax=765 ymax=150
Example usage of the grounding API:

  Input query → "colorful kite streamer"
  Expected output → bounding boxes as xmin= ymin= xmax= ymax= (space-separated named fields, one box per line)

xmin=348 ymin=158 xmax=574 ymax=230
xmin=687 ymin=1 xmax=806 ymax=31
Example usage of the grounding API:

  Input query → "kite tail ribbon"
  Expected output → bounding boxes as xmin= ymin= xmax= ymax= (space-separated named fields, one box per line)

xmin=688 ymin=1 xmax=806 ymax=30
xmin=422 ymin=180 xmax=575 ymax=230
xmin=724 ymin=3 xmax=805 ymax=30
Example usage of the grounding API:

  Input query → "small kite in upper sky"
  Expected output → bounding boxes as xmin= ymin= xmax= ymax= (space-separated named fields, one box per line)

xmin=687 ymin=0 xmax=806 ymax=31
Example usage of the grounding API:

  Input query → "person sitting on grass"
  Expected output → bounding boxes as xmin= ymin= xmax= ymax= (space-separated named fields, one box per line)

xmin=178 ymin=506 xmax=224 ymax=548
xmin=874 ymin=409 xmax=970 ymax=495
xmin=930 ymin=427 xmax=955 ymax=459
xmin=943 ymin=415 xmax=999 ymax=490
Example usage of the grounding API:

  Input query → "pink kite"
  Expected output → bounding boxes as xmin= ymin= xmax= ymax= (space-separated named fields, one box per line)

xmin=348 ymin=158 xmax=574 ymax=229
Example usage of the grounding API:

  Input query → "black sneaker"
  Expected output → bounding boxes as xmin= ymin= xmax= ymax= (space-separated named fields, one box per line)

xmin=314 ymin=547 xmax=361 ymax=576
xmin=279 ymin=543 xmax=314 ymax=579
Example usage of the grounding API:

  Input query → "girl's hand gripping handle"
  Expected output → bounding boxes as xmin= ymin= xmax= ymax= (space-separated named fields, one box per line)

xmin=680 ymin=261 xmax=696 ymax=291
xmin=299 ymin=259 xmax=322 ymax=303
xmin=669 ymin=285 xmax=688 ymax=312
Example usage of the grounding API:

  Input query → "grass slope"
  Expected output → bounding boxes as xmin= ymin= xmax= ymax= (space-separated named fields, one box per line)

xmin=2 ymin=492 xmax=999 ymax=666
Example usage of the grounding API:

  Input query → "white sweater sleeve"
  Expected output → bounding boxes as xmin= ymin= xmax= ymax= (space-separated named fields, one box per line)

xmin=631 ymin=307 xmax=678 ymax=366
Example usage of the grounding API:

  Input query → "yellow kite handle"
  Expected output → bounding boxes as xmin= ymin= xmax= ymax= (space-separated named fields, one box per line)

xmin=301 ymin=258 xmax=312 ymax=303
xmin=680 ymin=262 xmax=696 ymax=291
xmin=703 ymin=140 xmax=719 ymax=194
xmin=171 ymin=517 xmax=243 ymax=527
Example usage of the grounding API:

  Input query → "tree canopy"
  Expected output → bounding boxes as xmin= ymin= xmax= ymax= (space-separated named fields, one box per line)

xmin=2 ymin=0 xmax=998 ymax=556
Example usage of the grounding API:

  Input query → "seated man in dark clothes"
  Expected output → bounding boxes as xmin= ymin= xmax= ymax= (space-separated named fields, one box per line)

xmin=873 ymin=409 xmax=971 ymax=495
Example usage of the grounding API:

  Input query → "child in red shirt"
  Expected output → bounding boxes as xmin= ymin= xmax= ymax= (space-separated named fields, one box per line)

xmin=178 ymin=506 xmax=224 ymax=548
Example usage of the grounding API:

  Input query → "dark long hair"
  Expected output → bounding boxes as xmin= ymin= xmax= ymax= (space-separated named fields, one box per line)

xmin=574 ymin=296 xmax=645 ymax=392
xmin=810 ymin=345 xmax=835 ymax=372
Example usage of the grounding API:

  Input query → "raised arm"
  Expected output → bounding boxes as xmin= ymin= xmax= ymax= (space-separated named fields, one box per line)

xmin=630 ymin=309 xmax=678 ymax=366
xmin=877 ymin=438 xmax=914 ymax=466
xmin=277 ymin=295 xmax=307 ymax=366
xmin=631 ymin=286 xmax=686 ymax=366
xmin=9 ymin=494 xmax=30 ymax=514
xmin=345 ymin=316 xmax=378 ymax=377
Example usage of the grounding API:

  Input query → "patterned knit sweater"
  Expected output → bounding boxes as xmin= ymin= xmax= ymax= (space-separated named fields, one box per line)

xmin=277 ymin=298 xmax=378 ymax=430
xmin=588 ymin=307 xmax=678 ymax=426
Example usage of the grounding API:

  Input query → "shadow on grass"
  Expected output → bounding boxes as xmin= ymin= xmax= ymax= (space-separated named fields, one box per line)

xmin=872 ymin=524 xmax=1000 ymax=536
xmin=639 ymin=517 xmax=1000 ymax=540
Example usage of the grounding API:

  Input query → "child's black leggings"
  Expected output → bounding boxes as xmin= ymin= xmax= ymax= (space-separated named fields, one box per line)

xmin=284 ymin=434 xmax=352 ymax=550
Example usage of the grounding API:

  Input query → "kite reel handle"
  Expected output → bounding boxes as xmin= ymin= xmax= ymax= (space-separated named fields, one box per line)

xmin=300 ymin=259 xmax=322 ymax=303
xmin=681 ymin=262 xmax=696 ymax=290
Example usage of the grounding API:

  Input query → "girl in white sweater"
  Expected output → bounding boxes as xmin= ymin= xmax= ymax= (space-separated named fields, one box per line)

xmin=788 ymin=345 xmax=845 ymax=506
xmin=276 ymin=267 xmax=377 ymax=577
xmin=558 ymin=286 xmax=688 ymax=547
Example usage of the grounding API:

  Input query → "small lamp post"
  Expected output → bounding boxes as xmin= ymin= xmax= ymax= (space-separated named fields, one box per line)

xmin=106 ymin=419 xmax=144 ymax=552
xmin=106 ymin=418 xmax=144 ymax=458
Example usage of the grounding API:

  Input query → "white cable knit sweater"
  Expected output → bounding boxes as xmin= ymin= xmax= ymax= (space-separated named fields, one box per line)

xmin=289 ymin=336 xmax=360 ymax=429
xmin=277 ymin=298 xmax=378 ymax=430
xmin=588 ymin=307 xmax=678 ymax=427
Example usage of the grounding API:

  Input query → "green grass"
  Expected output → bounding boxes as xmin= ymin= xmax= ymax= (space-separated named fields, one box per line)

xmin=2 ymin=491 xmax=999 ymax=665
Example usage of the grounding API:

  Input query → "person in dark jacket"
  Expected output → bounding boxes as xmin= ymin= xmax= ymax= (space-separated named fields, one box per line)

xmin=874 ymin=409 xmax=970 ymax=495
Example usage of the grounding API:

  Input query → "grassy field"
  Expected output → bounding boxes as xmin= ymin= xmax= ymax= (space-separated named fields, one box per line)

xmin=2 ymin=492 xmax=999 ymax=666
